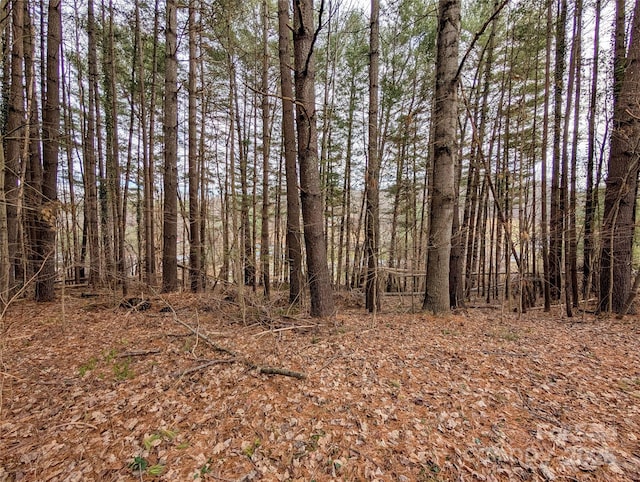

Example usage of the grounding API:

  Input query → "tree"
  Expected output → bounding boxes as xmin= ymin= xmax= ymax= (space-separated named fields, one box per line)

xmin=36 ymin=0 xmax=62 ymax=301
xmin=260 ymin=0 xmax=271 ymax=299
xmin=549 ymin=0 xmax=567 ymax=302
xmin=278 ymin=0 xmax=303 ymax=304
xmin=583 ymin=0 xmax=601 ymax=297
xmin=365 ymin=0 xmax=380 ymax=313
xmin=188 ymin=0 xmax=202 ymax=292
xmin=423 ymin=0 xmax=460 ymax=314
xmin=162 ymin=0 xmax=178 ymax=292
xmin=293 ymin=0 xmax=335 ymax=317
xmin=599 ymin=0 xmax=640 ymax=313
xmin=85 ymin=0 xmax=102 ymax=286
xmin=4 ymin=0 xmax=24 ymax=294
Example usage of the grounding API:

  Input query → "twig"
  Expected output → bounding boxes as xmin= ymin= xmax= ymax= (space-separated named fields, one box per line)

xmin=253 ymin=324 xmax=317 ymax=338
xmin=172 ymin=359 xmax=235 ymax=377
xmin=50 ymin=421 xmax=98 ymax=431
xmin=256 ymin=366 xmax=306 ymax=379
xmin=117 ymin=349 xmax=161 ymax=358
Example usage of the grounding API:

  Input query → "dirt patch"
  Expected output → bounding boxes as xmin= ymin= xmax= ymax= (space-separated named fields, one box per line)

xmin=2 ymin=292 xmax=640 ymax=481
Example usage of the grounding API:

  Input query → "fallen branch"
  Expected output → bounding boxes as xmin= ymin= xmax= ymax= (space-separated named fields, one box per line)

xmin=118 ymin=349 xmax=161 ymax=358
xmin=255 ymin=366 xmax=306 ymax=379
xmin=156 ymin=296 xmax=307 ymax=380
xmin=253 ymin=324 xmax=317 ymax=338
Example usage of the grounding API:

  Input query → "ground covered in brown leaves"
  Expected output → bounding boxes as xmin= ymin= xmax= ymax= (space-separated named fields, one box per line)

xmin=2 ymin=290 xmax=640 ymax=481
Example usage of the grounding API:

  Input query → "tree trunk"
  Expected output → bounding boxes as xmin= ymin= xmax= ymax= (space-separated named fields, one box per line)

xmin=540 ymin=0 xmax=553 ymax=312
xmin=162 ymin=0 xmax=178 ymax=292
xmin=568 ymin=0 xmax=582 ymax=308
xmin=103 ymin=0 xmax=125 ymax=294
xmin=86 ymin=0 xmax=101 ymax=286
xmin=365 ymin=0 xmax=380 ymax=313
xmin=549 ymin=0 xmax=567 ymax=302
xmin=599 ymin=0 xmax=640 ymax=313
xmin=293 ymin=0 xmax=335 ymax=317
xmin=5 ymin=0 xmax=24 ymax=294
xmin=423 ymin=0 xmax=460 ymax=314
xmin=260 ymin=0 xmax=271 ymax=299
xmin=145 ymin=0 xmax=160 ymax=285
xmin=36 ymin=0 xmax=61 ymax=301
xmin=449 ymin=138 xmax=464 ymax=309
xmin=188 ymin=0 xmax=201 ymax=292
xmin=583 ymin=0 xmax=601 ymax=298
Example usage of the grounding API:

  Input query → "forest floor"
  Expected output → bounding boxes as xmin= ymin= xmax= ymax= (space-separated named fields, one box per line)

xmin=1 ymin=288 xmax=640 ymax=482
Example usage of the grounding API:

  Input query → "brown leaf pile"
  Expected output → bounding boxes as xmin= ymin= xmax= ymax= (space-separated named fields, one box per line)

xmin=1 ymin=292 xmax=640 ymax=481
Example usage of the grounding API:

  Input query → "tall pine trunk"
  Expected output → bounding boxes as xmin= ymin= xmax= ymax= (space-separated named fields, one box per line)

xmin=162 ymin=0 xmax=178 ymax=292
xmin=423 ymin=0 xmax=460 ymax=314
xmin=365 ymin=0 xmax=381 ymax=313
xmin=188 ymin=0 xmax=201 ymax=292
xmin=260 ymin=0 xmax=271 ymax=299
xmin=293 ymin=0 xmax=335 ymax=317
xmin=36 ymin=0 xmax=61 ymax=301
xmin=5 ymin=0 xmax=24 ymax=294
xmin=599 ymin=0 xmax=640 ymax=313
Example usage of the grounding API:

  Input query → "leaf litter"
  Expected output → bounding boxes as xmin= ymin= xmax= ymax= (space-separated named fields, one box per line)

xmin=1 ymin=292 xmax=640 ymax=481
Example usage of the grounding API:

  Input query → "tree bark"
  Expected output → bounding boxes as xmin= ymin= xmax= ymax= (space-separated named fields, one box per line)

xmin=549 ymin=0 xmax=567 ymax=302
xmin=293 ymin=0 xmax=335 ymax=317
xmin=85 ymin=0 xmax=101 ymax=286
xmin=188 ymin=0 xmax=201 ymax=292
xmin=260 ymin=0 xmax=271 ymax=299
xmin=423 ymin=0 xmax=460 ymax=314
xmin=36 ymin=0 xmax=61 ymax=301
xmin=5 ymin=0 xmax=24 ymax=294
xmin=599 ymin=0 xmax=640 ymax=313
xmin=583 ymin=0 xmax=601 ymax=298
xmin=365 ymin=0 xmax=381 ymax=313
xmin=162 ymin=0 xmax=178 ymax=292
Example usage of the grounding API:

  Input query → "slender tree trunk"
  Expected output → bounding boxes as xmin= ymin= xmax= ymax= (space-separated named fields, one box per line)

xmin=549 ymin=0 xmax=567 ymax=302
xmin=24 ymin=0 xmax=43 ymax=286
xmin=162 ymin=0 xmax=178 ymax=292
xmin=337 ymin=76 xmax=356 ymax=289
xmin=145 ymin=0 xmax=160 ymax=285
xmin=583 ymin=0 xmax=601 ymax=297
xmin=449 ymin=136 xmax=464 ymax=309
xmin=188 ymin=0 xmax=201 ymax=292
xmin=559 ymin=0 xmax=577 ymax=316
xmin=365 ymin=0 xmax=380 ymax=313
xmin=260 ymin=0 xmax=271 ymax=299
xmin=5 ymin=0 xmax=24 ymax=294
xmin=0 ymin=0 xmax=9 ymax=305
xmin=568 ymin=0 xmax=582 ymax=307
xmin=86 ymin=0 xmax=101 ymax=286
xmin=293 ymin=0 xmax=335 ymax=317
xmin=599 ymin=0 xmax=640 ymax=313
xmin=103 ymin=0 xmax=125 ymax=293
xmin=540 ymin=0 xmax=553 ymax=312
xmin=423 ymin=0 xmax=460 ymax=314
